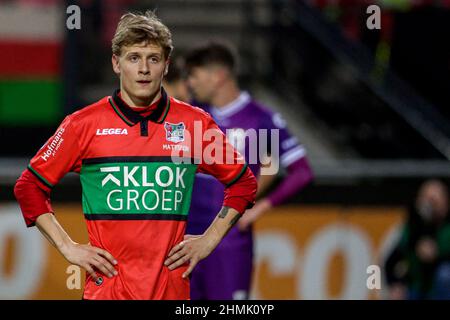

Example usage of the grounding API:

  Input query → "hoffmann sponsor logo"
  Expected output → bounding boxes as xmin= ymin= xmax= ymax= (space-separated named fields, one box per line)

xmin=41 ymin=128 xmax=65 ymax=162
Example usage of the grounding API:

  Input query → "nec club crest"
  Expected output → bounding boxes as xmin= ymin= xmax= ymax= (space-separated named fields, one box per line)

xmin=164 ymin=122 xmax=185 ymax=143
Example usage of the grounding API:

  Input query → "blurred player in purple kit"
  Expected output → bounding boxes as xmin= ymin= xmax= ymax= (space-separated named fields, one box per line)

xmin=162 ymin=52 xmax=191 ymax=103
xmin=184 ymin=42 xmax=314 ymax=300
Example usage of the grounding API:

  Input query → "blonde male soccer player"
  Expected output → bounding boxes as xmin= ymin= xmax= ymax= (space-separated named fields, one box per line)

xmin=14 ymin=11 xmax=256 ymax=300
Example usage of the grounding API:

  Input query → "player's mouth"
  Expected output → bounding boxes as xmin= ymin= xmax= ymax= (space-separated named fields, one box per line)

xmin=136 ymin=80 xmax=151 ymax=86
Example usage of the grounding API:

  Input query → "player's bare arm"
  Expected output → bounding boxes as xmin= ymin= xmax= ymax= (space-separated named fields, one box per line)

xmin=253 ymin=154 xmax=277 ymax=198
xmin=164 ymin=206 xmax=241 ymax=278
xmin=35 ymin=213 xmax=118 ymax=282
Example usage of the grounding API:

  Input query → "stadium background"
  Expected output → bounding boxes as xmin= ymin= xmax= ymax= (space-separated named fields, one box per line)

xmin=1 ymin=0 xmax=450 ymax=299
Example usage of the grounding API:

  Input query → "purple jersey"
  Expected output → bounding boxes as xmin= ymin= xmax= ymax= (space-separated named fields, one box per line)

xmin=187 ymin=92 xmax=307 ymax=299
xmin=187 ymin=92 xmax=306 ymax=236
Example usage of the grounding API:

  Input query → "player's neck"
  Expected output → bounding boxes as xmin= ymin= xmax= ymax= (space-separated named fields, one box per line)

xmin=120 ymin=87 xmax=162 ymax=108
xmin=211 ymin=81 xmax=240 ymax=109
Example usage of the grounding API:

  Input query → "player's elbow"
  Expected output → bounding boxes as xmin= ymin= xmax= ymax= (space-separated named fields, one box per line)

xmin=14 ymin=169 xmax=53 ymax=228
xmin=239 ymin=166 xmax=258 ymax=208
xmin=223 ymin=166 xmax=258 ymax=213
xmin=249 ymin=170 xmax=258 ymax=202
xmin=13 ymin=171 xmax=28 ymax=203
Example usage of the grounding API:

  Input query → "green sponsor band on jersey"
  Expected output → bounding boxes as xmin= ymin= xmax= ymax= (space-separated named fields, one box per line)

xmin=80 ymin=157 xmax=197 ymax=221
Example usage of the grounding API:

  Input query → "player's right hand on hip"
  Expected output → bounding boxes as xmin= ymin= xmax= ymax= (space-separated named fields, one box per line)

xmin=62 ymin=242 xmax=118 ymax=282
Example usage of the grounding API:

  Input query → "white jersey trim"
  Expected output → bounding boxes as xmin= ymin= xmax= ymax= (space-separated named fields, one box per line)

xmin=211 ymin=91 xmax=251 ymax=119
xmin=280 ymin=145 xmax=306 ymax=167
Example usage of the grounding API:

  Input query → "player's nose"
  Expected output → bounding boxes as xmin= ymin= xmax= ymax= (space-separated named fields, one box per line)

xmin=139 ymin=61 xmax=150 ymax=75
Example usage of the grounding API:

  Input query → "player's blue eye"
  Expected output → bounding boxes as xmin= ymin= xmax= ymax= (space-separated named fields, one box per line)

xmin=129 ymin=56 xmax=139 ymax=62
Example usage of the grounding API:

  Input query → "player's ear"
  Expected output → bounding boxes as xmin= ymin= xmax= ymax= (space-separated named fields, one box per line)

xmin=112 ymin=55 xmax=121 ymax=75
xmin=164 ymin=60 xmax=170 ymax=76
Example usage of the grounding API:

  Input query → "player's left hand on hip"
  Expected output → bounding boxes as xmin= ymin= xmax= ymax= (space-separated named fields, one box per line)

xmin=164 ymin=234 xmax=212 ymax=278
xmin=238 ymin=198 xmax=272 ymax=231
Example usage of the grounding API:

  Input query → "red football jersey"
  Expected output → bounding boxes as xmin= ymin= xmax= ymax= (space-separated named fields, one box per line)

xmin=27 ymin=88 xmax=248 ymax=299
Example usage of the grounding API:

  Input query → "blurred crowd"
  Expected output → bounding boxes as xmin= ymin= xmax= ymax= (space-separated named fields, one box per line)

xmin=385 ymin=179 xmax=450 ymax=299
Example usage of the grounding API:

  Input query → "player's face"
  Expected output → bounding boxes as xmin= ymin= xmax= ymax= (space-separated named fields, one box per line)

xmin=112 ymin=42 xmax=168 ymax=106
xmin=187 ymin=66 xmax=218 ymax=105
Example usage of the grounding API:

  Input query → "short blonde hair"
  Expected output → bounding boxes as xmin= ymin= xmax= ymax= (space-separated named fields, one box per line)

xmin=112 ymin=10 xmax=173 ymax=59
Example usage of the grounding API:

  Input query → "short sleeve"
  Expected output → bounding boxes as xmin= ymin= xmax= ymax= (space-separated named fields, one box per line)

xmin=27 ymin=115 xmax=82 ymax=188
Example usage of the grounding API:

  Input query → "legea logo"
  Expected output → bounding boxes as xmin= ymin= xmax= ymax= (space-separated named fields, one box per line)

xmin=96 ymin=128 xmax=128 ymax=136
